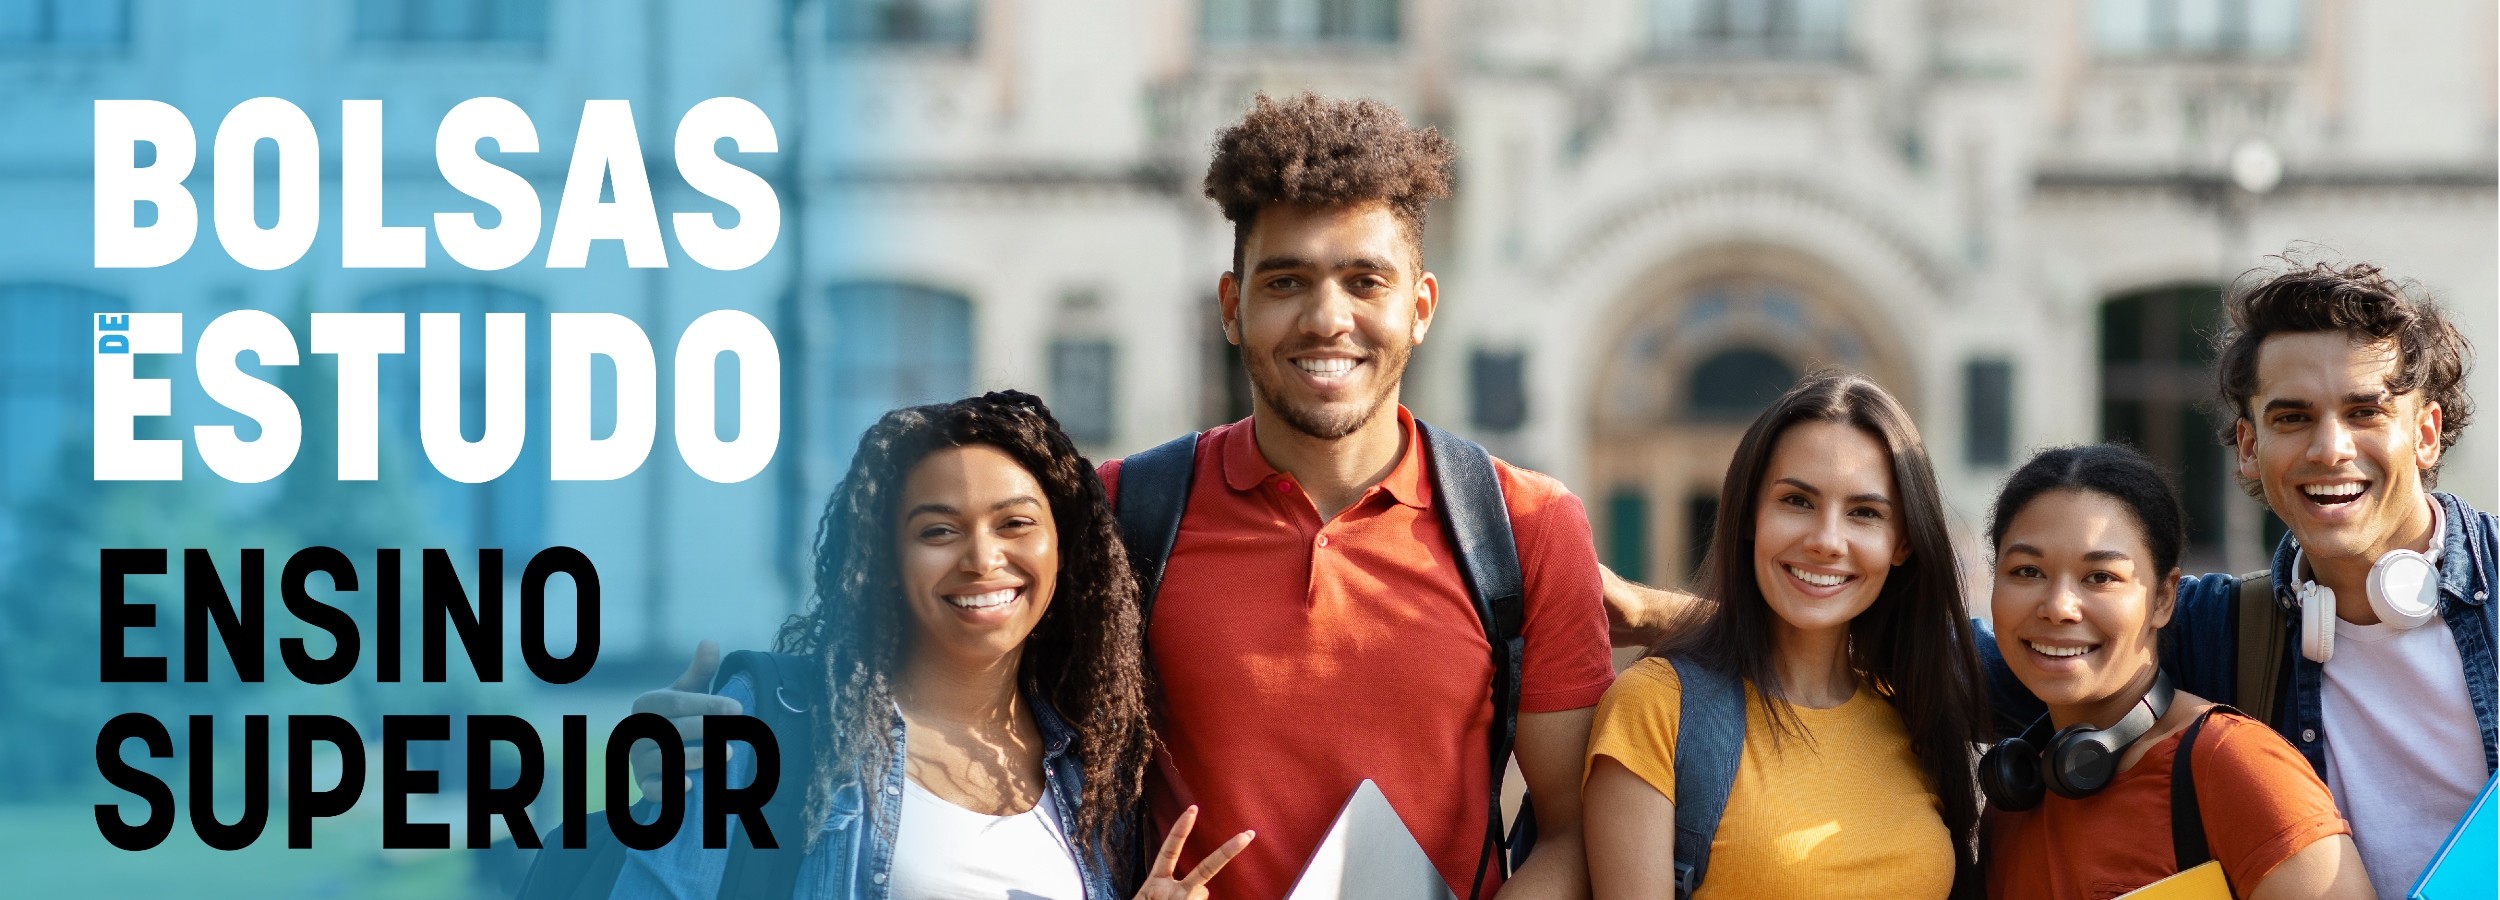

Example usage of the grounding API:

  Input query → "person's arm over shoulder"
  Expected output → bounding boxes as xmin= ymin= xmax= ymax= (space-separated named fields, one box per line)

xmin=2188 ymin=712 xmax=2367 ymax=899
xmin=609 ymin=675 xmax=761 ymax=900
xmin=1498 ymin=464 xmax=1616 ymax=713
xmin=2164 ymin=572 xmax=2246 ymax=705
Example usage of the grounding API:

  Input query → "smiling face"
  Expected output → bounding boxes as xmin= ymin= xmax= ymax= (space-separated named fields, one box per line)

xmin=894 ymin=444 xmax=1060 ymax=669
xmin=1751 ymin=421 xmax=1911 ymax=642
xmin=1992 ymin=489 xmax=2178 ymax=717
xmin=1220 ymin=201 xmax=1437 ymax=440
xmin=2235 ymin=331 xmax=2443 ymax=569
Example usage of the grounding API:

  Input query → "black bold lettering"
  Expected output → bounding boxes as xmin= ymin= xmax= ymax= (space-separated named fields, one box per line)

xmin=377 ymin=548 xmax=401 ymax=682
xmin=705 ymin=714 xmax=777 ymax=850
xmin=280 ymin=547 xmax=360 ymax=685
xmin=94 ymin=712 xmax=174 ymax=850
xmin=467 ymin=714 xmax=543 ymax=850
xmin=608 ymin=713 xmax=682 ymax=851
xmin=100 ymin=549 xmax=167 ymax=683
xmin=286 ymin=714 xmax=366 ymax=849
xmin=382 ymin=714 xmax=451 ymax=849
xmin=422 ymin=549 xmax=501 ymax=682
xmin=189 ymin=714 xmax=270 ymax=850
xmin=562 ymin=714 xmax=588 ymax=849
xmin=183 ymin=548 xmax=265 ymax=682
xmin=520 ymin=546 xmax=598 ymax=684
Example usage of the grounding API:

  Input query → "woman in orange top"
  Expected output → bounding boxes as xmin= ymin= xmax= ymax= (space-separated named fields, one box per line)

xmin=1982 ymin=444 xmax=2369 ymax=898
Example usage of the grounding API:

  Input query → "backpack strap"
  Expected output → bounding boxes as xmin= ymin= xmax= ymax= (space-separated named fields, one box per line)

xmin=2170 ymin=707 xmax=2233 ymax=894
xmin=1113 ymin=432 xmax=1200 ymax=624
xmin=714 ymin=650 xmax=820 ymax=900
xmin=1665 ymin=654 xmax=1746 ymax=900
xmin=1418 ymin=420 xmax=1529 ymax=900
xmin=2233 ymin=572 xmax=2286 ymax=729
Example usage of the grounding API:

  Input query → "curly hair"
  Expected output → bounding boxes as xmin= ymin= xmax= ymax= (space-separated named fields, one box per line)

xmin=2213 ymin=259 xmax=2476 ymax=488
xmin=773 ymin=391 xmax=1153 ymax=879
xmin=1203 ymin=91 xmax=1456 ymax=273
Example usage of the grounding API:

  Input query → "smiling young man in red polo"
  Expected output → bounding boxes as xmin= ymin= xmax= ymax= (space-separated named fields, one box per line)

xmin=1088 ymin=93 xmax=1613 ymax=899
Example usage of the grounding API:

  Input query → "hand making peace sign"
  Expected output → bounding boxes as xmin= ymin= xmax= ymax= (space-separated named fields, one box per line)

xmin=1133 ymin=805 xmax=1255 ymax=900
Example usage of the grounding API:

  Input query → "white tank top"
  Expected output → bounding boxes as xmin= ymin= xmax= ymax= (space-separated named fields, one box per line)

xmin=887 ymin=775 xmax=1087 ymax=900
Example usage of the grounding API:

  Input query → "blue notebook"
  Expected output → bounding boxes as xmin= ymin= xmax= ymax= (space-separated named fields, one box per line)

xmin=2409 ymin=771 xmax=2497 ymax=900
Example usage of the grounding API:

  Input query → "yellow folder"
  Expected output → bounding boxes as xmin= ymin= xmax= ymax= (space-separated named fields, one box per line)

xmin=2118 ymin=861 xmax=2232 ymax=899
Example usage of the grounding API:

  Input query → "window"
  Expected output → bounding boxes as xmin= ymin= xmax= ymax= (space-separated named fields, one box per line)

xmin=1651 ymin=0 xmax=1849 ymax=59
xmin=1965 ymin=358 xmax=2013 ymax=467
xmin=1201 ymin=0 xmax=1398 ymax=45
xmin=1606 ymin=489 xmax=1651 ymax=585
xmin=2100 ymin=286 xmax=2239 ymax=564
xmin=354 ymin=0 xmax=548 ymax=45
xmin=2093 ymin=0 xmax=2303 ymax=59
xmin=817 ymin=283 xmax=974 ymax=472
xmin=0 ymin=0 xmax=128 ymax=46
xmin=1685 ymin=346 xmax=1798 ymax=422
xmin=1470 ymin=349 xmax=1529 ymax=432
xmin=829 ymin=0 xmax=978 ymax=48
xmin=1049 ymin=339 xmax=1117 ymax=446
xmin=360 ymin=284 xmax=547 ymax=552
xmin=0 ymin=286 xmax=109 ymax=513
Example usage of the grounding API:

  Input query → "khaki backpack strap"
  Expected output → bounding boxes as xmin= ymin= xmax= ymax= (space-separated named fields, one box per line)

xmin=2234 ymin=572 xmax=2285 ymax=728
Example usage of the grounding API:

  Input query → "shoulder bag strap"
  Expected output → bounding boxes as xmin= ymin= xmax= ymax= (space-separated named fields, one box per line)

xmin=1113 ymin=432 xmax=1200 ymax=625
xmin=1666 ymin=654 xmax=1745 ymax=900
xmin=2233 ymin=572 xmax=2285 ymax=730
xmin=1418 ymin=420 xmax=1528 ymax=900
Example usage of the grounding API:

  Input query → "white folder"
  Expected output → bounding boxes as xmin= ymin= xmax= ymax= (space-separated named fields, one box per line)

xmin=1283 ymin=779 xmax=1461 ymax=900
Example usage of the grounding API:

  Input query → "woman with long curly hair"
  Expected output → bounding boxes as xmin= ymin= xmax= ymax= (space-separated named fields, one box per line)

xmin=1583 ymin=371 xmax=1991 ymax=899
xmin=613 ymin=391 xmax=1250 ymax=900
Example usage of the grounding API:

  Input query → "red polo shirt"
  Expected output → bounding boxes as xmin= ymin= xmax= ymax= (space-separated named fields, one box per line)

xmin=1099 ymin=409 xmax=1614 ymax=898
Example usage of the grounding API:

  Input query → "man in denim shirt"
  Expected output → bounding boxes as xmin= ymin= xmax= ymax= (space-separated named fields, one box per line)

xmin=1977 ymin=262 xmax=2497 ymax=899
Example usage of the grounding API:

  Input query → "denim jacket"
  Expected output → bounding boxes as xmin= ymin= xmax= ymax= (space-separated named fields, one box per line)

xmin=609 ymin=674 xmax=1123 ymax=900
xmin=1980 ymin=491 xmax=2500 ymax=779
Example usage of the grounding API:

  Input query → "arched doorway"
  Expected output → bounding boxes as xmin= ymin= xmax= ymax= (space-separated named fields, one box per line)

xmin=1587 ymin=246 xmax=1914 ymax=589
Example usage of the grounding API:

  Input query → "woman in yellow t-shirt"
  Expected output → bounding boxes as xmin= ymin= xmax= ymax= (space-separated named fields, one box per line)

xmin=1584 ymin=371 xmax=1990 ymax=900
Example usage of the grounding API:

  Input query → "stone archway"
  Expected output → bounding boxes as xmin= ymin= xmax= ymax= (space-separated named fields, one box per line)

xmin=1585 ymin=242 xmax=1917 ymax=588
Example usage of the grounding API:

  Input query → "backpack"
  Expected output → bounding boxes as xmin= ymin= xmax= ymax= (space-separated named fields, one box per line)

xmin=1112 ymin=419 xmax=1529 ymax=900
xmin=1663 ymin=658 xmax=2229 ymax=897
xmin=513 ymin=650 xmax=820 ymax=900
xmin=2233 ymin=572 xmax=2288 ymax=729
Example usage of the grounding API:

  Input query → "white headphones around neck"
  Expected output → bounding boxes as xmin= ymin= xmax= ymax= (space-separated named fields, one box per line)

xmin=2294 ymin=500 xmax=2448 ymax=663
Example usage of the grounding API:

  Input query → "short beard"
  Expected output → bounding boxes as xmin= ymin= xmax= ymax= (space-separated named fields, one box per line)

xmin=1245 ymin=340 xmax=1411 ymax=440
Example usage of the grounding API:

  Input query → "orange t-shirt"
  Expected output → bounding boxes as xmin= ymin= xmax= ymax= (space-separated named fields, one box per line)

xmin=1986 ymin=709 xmax=2351 ymax=899
xmin=1099 ymin=409 xmax=1616 ymax=899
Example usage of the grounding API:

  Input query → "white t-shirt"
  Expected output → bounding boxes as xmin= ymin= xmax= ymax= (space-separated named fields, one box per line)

xmin=888 ymin=775 xmax=1088 ymax=900
xmin=2321 ymin=612 xmax=2490 ymax=900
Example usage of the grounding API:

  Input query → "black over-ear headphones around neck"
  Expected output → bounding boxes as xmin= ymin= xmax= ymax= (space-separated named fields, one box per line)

xmin=1981 ymin=668 xmax=2176 ymax=812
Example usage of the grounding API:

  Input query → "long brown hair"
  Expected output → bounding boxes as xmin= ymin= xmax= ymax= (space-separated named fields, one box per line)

xmin=1652 ymin=370 xmax=1988 ymax=896
xmin=773 ymin=391 xmax=1153 ymax=875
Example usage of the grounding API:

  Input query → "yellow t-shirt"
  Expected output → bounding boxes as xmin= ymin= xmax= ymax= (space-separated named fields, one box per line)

xmin=1585 ymin=657 xmax=1956 ymax=899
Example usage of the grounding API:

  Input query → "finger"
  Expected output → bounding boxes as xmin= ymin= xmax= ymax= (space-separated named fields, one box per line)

xmin=632 ymin=689 xmax=742 ymax=719
xmin=668 ymin=640 xmax=722 ymax=692
xmin=1179 ymin=830 xmax=1256 ymax=888
xmin=1151 ymin=805 xmax=1199 ymax=877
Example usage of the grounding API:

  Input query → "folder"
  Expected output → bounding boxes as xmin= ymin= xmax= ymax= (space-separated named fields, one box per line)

xmin=1283 ymin=780 xmax=1458 ymax=900
xmin=2117 ymin=861 xmax=2231 ymax=899
xmin=2409 ymin=772 xmax=2498 ymax=900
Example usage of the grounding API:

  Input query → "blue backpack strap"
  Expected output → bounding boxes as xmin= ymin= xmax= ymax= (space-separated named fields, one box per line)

xmin=1417 ymin=420 xmax=1528 ymax=900
xmin=1113 ymin=432 xmax=1200 ymax=622
xmin=1665 ymin=653 xmax=1745 ymax=899
xmin=714 ymin=650 xmax=819 ymax=900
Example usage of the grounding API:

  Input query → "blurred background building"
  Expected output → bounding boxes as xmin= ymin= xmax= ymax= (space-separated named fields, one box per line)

xmin=0 ymin=0 xmax=2492 ymax=891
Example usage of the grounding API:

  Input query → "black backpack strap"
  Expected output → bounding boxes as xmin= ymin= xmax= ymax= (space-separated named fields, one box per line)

xmin=2170 ymin=707 xmax=2231 ymax=893
xmin=2233 ymin=572 xmax=2286 ymax=729
xmin=1665 ymin=654 xmax=1746 ymax=900
xmin=715 ymin=650 xmax=820 ymax=900
xmin=1113 ymin=432 xmax=1200 ymax=623
xmin=1419 ymin=421 xmax=1528 ymax=900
